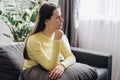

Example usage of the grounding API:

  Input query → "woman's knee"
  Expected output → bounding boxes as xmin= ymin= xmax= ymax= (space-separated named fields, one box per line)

xmin=63 ymin=63 xmax=98 ymax=80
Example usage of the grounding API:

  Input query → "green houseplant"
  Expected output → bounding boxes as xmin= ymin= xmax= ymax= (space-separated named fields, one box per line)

xmin=0 ymin=0 xmax=43 ymax=42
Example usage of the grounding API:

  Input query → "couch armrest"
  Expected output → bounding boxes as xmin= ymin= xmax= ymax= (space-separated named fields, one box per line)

xmin=71 ymin=47 xmax=112 ymax=80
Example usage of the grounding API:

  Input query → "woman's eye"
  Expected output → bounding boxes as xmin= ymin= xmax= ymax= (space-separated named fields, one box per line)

xmin=56 ymin=16 xmax=61 ymax=19
xmin=56 ymin=17 xmax=59 ymax=19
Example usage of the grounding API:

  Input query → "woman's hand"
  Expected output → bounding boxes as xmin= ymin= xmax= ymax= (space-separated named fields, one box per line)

xmin=49 ymin=64 xmax=65 ymax=79
xmin=54 ymin=30 xmax=63 ymax=40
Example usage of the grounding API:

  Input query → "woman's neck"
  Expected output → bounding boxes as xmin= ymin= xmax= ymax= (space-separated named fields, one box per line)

xmin=42 ymin=28 xmax=54 ymax=37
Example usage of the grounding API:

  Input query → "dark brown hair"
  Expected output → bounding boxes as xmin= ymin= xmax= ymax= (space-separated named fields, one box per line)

xmin=24 ymin=3 xmax=59 ymax=59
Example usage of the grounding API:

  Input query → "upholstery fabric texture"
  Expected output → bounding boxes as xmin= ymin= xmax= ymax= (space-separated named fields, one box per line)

xmin=18 ymin=63 xmax=97 ymax=80
xmin=0 ymin=43 xmax=25 ymax=80
xmin=0 ymin=43 xmax=98 ymax=80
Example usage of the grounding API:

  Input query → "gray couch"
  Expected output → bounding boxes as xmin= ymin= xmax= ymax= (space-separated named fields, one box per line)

xmin=0 ymin=42 xmax=112 ymax=80
xmin=71 ymin=47 xmax=112 ymax=80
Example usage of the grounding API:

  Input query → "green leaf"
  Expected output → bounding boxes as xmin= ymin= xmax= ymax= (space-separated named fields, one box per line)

xmin=12 ymin=20 xmax=16 ymax=25
xmin=15 ymin=21 xmax=19 ymax=27
xmin=10 ymin=17 xmax=13 ymax=23
xmin=19 ymin=20 xmax=22 ymax=23
xmin=0 ymin=10 xmax=2 ymax=15
xmin=3 ymin=33 xmax=12 ymax=39
xmin=30 ymin=11 xmax=38 ymax=22
xmin=22 ymin=12 xmax=30 ymax=21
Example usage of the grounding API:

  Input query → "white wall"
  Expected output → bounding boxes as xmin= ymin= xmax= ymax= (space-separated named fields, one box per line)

xmin=0 ymin=19 xmax=12 ymax=45
xmin=48 ymin=0 xmax=58 ymax=5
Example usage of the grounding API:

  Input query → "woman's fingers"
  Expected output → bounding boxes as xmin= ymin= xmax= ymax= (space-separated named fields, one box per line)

xmin=49 ymin=64 xmax=65 ymax=79
xmin=49 ymin=67 xmax=63 ymax=79
xmin=54 ymin=29 xmax=63 ymax=40
xmin=49 ymin=68 xmax=56 ymax=79
xmin=52 ymin=69 xmax=62 ymax=79
xmin=55 ymin=70 xmax=62 ymax=78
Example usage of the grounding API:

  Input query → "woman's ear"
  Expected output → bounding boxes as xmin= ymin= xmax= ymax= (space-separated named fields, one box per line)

xmin=45 ymin=19 xmax=49 ymax=25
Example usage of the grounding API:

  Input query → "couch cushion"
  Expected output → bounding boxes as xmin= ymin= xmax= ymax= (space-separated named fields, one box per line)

xmin=0 ymin=42 xmax=25 ymax=80
xmin=95 ymin=67 xmax=108 ymax=80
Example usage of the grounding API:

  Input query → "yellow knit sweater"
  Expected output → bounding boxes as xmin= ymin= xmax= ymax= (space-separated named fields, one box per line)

xmin=23 ymin=32 xmax=76 ymax=71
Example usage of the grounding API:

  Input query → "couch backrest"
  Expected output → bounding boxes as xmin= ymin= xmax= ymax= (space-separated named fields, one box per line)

xmin=0 ymin=42 xmax=25 ymax=80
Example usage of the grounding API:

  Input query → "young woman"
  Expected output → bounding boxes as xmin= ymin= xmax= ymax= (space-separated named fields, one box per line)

xmin=19 ymin=3 xmax=97 ymax=80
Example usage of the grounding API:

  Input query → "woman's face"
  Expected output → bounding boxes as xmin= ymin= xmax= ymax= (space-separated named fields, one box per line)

xmin=45 ymin=8 xmax=64 ymax=31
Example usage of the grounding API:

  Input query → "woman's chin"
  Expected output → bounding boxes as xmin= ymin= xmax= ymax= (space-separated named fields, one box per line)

xmin=56 ymin=26 xmax=62 ymax=30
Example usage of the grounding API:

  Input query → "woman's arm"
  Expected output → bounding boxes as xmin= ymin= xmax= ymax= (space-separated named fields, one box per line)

xmin=27 ymin=36 xmax=60 ymax=71
xmin=27 ymin=30 xmax=63 ymax=71
xmin=60 ymin=35 xmax=76 ymax=68
xmin=49 ymin=35 xmax=76 ymax=80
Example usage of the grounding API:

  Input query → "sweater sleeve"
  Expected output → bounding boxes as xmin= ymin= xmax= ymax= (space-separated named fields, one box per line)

xmin=60 ymin=35 xmax=76 ymax=68
xmin=27 ymin=36 xmax=60 ymax=71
